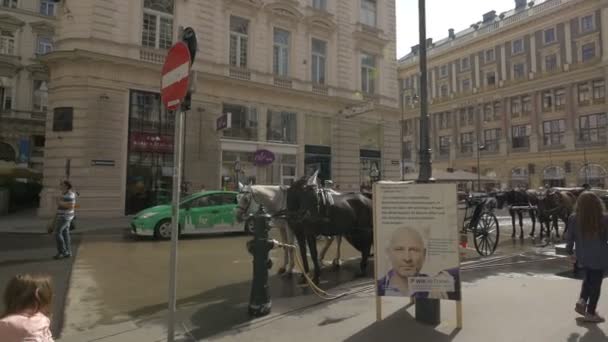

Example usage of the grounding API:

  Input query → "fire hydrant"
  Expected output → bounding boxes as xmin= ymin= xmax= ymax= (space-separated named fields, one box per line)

xmin=246 ymin=206 xmax=278 ymax=317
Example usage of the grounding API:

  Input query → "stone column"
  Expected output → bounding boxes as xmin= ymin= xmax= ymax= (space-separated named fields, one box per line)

xmin=565 ymin=21 xmax=573 ymax=66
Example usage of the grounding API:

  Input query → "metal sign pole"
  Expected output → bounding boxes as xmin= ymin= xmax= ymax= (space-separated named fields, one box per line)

xmin=167 ymin=110 xmax=185 ymax=342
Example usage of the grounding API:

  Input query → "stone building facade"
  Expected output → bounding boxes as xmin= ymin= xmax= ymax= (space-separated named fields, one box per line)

xmin=39 ymin=0 xmax=399 ymax=217
xmin=399 ymin=0 xmax=608 ymax=190
xmin=0 ymin=0 xmax=56 ymax=171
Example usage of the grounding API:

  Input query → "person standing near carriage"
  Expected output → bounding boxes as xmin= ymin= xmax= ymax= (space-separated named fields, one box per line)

xmin=566 ymin=191 xmax=608 ymax=323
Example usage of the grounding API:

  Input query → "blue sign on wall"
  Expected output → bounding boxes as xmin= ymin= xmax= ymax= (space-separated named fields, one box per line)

xmin=18 ymin=138 xmax=30 ymax=164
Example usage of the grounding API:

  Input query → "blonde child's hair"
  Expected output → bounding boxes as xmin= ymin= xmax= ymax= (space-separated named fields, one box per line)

xmin=2 ymin=274 xmax=53 ymax=318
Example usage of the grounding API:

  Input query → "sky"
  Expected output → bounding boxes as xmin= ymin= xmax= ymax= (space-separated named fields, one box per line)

xmin=396 ymin=0 xmax=528 ymax=58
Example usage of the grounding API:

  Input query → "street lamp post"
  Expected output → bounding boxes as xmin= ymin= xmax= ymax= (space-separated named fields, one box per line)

xmin=234 ymin=160 xmax=241 ymax=190
xmin=414 ymin=0 xmax=440 ymax=325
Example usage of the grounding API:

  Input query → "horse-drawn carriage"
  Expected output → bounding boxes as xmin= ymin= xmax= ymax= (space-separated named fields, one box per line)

xmin=458 ymin=192 xmax=500 ymax=256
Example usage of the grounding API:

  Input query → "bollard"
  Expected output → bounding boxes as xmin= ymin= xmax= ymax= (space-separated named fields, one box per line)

xmin=246 ymin=206 xmax=273 ymax=317
xmin=415 ymin=298 xmax=441 ymax=325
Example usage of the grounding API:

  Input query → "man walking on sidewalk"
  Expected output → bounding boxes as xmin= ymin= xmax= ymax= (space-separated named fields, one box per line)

xmin=53 ymin=180 xmax=76 ymax=260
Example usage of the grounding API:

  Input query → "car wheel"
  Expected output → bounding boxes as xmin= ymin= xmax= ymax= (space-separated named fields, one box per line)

xmin=245 ymin=218 xmax=255 ymax=234
xmin=154 ymin=219 xmax=181 ymax=240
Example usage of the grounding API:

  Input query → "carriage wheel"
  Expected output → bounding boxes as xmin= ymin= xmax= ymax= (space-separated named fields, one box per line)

xmin=473 ymin=213 xmax=500 ymax=256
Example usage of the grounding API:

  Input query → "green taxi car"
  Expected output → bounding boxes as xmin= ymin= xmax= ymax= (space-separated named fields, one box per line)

xmin=130 ymin=191 xmax=253 ymax=239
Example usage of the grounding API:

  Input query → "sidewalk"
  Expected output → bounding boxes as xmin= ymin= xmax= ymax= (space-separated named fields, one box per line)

xmin=57 ymin=269 xmax=608 ymax=342
xmin=0 ymin=209 xmax=131 ymax=234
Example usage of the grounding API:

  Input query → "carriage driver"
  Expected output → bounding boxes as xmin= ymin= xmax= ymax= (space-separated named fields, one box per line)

xmin=377 ymin=226 xmax=461 ymax=300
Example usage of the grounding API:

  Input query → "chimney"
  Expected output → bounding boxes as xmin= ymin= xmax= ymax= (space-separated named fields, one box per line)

xmin=426 ymin=38 xmax=433 ymax=48
xmin=515 ymin=0 xmax=526 ymax=9
xmin=483 ymin=10 xmax=497 ymax=23
xmin=411 ymin=44 xmax=420 ymax=55
xmin=448 ymin=28 xmax=455 ymax=39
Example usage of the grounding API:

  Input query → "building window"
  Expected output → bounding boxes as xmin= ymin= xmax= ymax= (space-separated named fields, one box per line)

xmin=36 ymin=36 xmax=52 ymax=55
xmin=493 ymin=101 xmax=502 ymax=121
xmin=512 ymin=125 xmax=531 ymax=149
xmin=544 ymin=28 xmax=556 ymax=44
xmin=579 ymin=113 xmax=607 ymax=143
xmin=229 ymin=16 xmax=249 ymax=68
xmin=484 ymin=128 xmax=501 ymax=152
xmin=361 ymin=53 xmax=376 ymax=94
xmin=440 ymin=84 xmax=448 ymax=98
xmin=578 ymin=83 xmax=591 ymax=105
xmin=312 ymin=0 xmax=326 ymax=11
xmin=461 ymin=57 xmax=470 ymax=71
xmin=40 ymin=0 xmax=55 ymax=16
xmin=403 ymin=119 xmax=414 ymax=136
xmin=438 ymin=112 xmax=451 ymax=129
xmin=513 ymin=63 xmax=525 ymax=79
xmin=511 ymin=97 xmax=521 ymax=117
xmin=32 ymin=80 xmax=48 ymax=112
xmin=0 ymin=30 xmax=15 ymax=55
xmin=0 ymin=83 xmax=12 ymax=111
xmin=592 ymin=80 xmax=605 ymax=102
xmin=267 ymin=110 xmax=297 ymax=144
xmin=460 ymin=132 xmax=473 ymax=153
xmin=439 ymin=136 xmax=450 ymax=156
xmin=581 ymin=14 xmax=595 ymax=33
xmin=1 ymin=0 xmax=17 ymax=8
xmin=311 ymin=38 xmax=327 ymax=85
xmin=543 ymin=119 xmax=566 ymax=146
xmin=403 ymin=141 xmax=413 ymax=160
xmin=555 ymin=88 xmax=566 ymax=110
xmin=440 ymin=65 xmax=448 ymax=78
xmin=459 ymin=108 xmax=474 ymax=126
xmin=461 ymin=78 xmax=471 ymax=92
xmin=141 ymin=0 xmax=173 ymax=49
xmin=483 ymin=104 xmax=493 ymax=122
xmin=542 ymin=90 xmax=553 ymax=112
xmin=582 ymin=42 xmax=596 ymax=62
xmin=222 ymin=103 xmax=258 ymax=141
xmin=273 ymin=28 xmax=290 ymax=77
xmin=545 ymin=54 xmax=557 ymax=72
xmin=305 ymin=115 xmax=331 ymax=146
xmin=485 ymin=49 xmax=495 ymax=63
xmin=360 ymin=0 xmax=376 ymax=27
xmin=486 ymin=71 xmax=496 ymax=86
xmin=512 ymin=38 xmax=524 ymax=54
xmin=522 ymin=96 xmax=531 ymax=115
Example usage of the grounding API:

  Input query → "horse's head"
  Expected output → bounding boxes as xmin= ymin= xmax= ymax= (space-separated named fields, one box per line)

xmin=494 ymin=191 xmax=507 ymax=209
xmin=286 ymin=172 xmax=320 ymax=221
xmin=235 ymin=185 xmax=253 ymax=223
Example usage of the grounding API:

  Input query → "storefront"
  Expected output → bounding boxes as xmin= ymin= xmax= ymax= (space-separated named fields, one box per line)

xmin=125 ymin=90 xmax=175 ymax=215
xmin=543 ymin=165 xmax=566 ymax=188
xmin=304 ymin=114 xmax=332 ymax=183
xmin=510 ymin=167 xmax=529 ymax=189
xmin=359 ymin=124 xmax=382 ymax=190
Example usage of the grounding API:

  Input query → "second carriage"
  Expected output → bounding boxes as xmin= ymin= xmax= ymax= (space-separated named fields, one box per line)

xmin=458 ymin=192 xmax=500 ymax=256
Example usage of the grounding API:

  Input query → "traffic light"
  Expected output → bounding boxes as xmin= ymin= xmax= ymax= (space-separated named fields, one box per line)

xmin=181 ymin=27 xmax=197 ymax=111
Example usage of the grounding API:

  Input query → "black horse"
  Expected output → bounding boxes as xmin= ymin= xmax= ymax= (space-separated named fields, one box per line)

xmin=495 ymin=189 xmax=538 ymax=239
xmin=286 ymin=173 xmax=373 ymax=284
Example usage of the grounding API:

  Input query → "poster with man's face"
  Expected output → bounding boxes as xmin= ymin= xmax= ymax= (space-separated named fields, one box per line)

xmin=374 ymin=182 xmax=461 ymax=301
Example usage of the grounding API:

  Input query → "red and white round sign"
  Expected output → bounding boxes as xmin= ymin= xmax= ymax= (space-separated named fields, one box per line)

xmin=161 ymin=42 xmax=191 ymax=111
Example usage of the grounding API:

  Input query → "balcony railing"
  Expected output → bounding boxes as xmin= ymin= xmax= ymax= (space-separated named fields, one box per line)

xmin=273 ymin=76 xmax=293 ymax=89
xmin=312 ymin=83 xmax=328 ymax=96
xmin=229 ymin=67 xmax=251 ymax=81
xmin=139 ymin=47 xmax=167 ymax=64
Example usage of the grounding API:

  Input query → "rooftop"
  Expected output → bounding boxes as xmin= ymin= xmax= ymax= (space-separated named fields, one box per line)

xmin=399 ymin=0 xmax=575 ymax=65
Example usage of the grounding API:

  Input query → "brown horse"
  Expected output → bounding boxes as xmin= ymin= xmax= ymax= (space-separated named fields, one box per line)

xmin=537 ymin=189 xmax=576 ymax=238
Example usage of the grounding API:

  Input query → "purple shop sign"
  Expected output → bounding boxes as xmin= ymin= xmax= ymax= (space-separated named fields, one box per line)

xmin=254 ymin=149 xmax=275 ymax=166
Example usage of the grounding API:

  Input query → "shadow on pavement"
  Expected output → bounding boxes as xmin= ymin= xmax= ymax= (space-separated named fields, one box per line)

xmin=567 ymin=319 xmax=608 ymax=341
xmin=344 ymin=308 xmax=460 ymax=342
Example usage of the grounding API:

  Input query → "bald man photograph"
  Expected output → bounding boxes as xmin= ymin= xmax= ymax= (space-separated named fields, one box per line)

xmin=377 ymin=226 xmax=461 ymax=300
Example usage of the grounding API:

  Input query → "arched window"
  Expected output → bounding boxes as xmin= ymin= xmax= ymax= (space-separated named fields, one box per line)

xmin=0 ymin=142 xmax=15 ymax=162
xmin=578 ymin=164 xmax=607 ymax=188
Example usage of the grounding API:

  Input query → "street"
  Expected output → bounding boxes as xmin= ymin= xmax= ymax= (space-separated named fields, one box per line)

xmin=0 ymin=215 xmax=584 ymax=341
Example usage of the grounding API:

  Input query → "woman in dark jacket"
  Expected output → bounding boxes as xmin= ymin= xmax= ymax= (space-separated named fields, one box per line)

xmin=566 ymin=191 xmax=608 ymax=323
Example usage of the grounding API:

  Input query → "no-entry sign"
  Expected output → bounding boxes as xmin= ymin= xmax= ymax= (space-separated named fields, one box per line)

xmin=161 ymin=42 xmax=191 ymax=111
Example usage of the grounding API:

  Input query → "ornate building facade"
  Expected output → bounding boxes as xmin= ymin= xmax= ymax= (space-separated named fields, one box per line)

xmin=399 ymin=0 xmax=608 ymax=190
xmin=40 ymin=0 xmax=400 ymax=216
